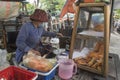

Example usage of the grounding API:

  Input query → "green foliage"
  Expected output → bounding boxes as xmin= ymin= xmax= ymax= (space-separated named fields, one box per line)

xmin=114 ymin=9 xmax=120 ymax=19
xmin=25 ymin=0 xmax=65 ymax=16
xmin=39 ymin=0 xmax=65 ymax=16
xmin=26 ymin=3 xmax=35 ymax=15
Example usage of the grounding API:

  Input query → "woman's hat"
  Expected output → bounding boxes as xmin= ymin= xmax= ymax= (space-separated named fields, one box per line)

xmin=30 ymin=9 xmax=48 ymax=22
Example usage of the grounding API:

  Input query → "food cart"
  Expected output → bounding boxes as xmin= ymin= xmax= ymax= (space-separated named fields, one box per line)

xmin=0 ymin=0 xmax=120 ymax=80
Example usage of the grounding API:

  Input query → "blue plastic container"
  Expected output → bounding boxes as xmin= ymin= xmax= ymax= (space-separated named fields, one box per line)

xmin=20 ymin=63 xmax=58 ymax=80
xmin=36 ymin=68 xmax=56 ymax=80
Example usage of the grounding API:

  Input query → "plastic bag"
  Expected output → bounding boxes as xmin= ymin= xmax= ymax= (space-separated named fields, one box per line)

xmin=0 ymin=49 xmax=10 ymax=70
xmin=22 ymin=53 xmax=57 ymax=72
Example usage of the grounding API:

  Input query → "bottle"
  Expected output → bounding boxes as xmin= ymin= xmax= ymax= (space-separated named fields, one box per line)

xmin=65 ymin=39 xmax=70 ymax=52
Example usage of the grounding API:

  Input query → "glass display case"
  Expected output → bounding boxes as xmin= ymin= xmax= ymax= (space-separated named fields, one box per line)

xmin=69 ymin=2 xmax=111 ymax=76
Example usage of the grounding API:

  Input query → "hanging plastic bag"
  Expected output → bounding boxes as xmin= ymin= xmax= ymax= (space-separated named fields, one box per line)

xmin=0 ymin=49 xmax=10 ymax=70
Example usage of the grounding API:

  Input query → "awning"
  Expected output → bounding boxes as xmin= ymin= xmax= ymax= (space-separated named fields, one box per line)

xmin=60 ymin=0 xmax=75 ymax=18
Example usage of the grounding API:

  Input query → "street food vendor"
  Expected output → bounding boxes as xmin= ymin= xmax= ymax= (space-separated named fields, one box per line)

xmin=15 ymin=9 xmax=62 ymax=63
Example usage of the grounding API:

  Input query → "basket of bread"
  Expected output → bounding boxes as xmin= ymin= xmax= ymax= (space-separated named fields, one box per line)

xmin=74 ymin=40 xmax=104 ymax=73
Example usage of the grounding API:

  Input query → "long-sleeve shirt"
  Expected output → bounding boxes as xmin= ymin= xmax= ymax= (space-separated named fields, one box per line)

xmin=15 ymin=22 xmax=56 ymax=63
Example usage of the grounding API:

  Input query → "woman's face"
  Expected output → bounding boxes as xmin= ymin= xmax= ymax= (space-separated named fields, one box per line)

xmin=36 ymin=21 xmax=42 ymax=26
xmin=33 ymin=21 xmax=42 ymax=27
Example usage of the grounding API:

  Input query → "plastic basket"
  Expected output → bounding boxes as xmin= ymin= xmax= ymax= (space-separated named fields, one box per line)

xmin=20 ymin=63 xmax=59 ymax=80
xmin=0 ymin=66 xmax=37 ymax=80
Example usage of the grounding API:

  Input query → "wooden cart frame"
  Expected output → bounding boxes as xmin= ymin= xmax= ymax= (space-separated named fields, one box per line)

xmin=69 ymin=2 xmax=111 ymax=76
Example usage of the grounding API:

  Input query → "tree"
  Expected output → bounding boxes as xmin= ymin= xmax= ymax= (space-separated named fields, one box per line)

xmin=114 ymin=9 xmax=120 ymax=19
xmin=25 ymin=0 xmax=66 ymax=16
xmin=26 ymin=3 xmax=35 ymax=15
xmin=39 ymin=0 xmax=65 ymax=16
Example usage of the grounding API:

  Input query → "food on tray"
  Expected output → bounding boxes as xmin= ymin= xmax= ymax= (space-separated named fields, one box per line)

xmin=93 ymin=41 xmax=104 ymax=51
xmin=97 ymin=58 xmax=103 ymax=66
xmin=98 ymin=44 xmax=104 ymax=54
xmin=97 ymin=66 xmax=102 ymax=72
xmin=87 ymin=51 xmax=103 ymax=59
xmin=93 ymin=42 xmax=100 ymax=52
xmin=91 ymin=58 xmax=103 ymax=68
xmin=94 ymin=41 xmax=103 ymax=52
xmin=87 ymin=51 xmax=99 ymax=59
xmin=88 ymin=57 xmax=96 ymax=67
xmin=27 ymin=57 xmax=53 ymax=72
xmin=77 ymin=58 xmax=87 ymax=65
xmin=74 ymin=40 xmax=104 ymax=71
xmin=91 ymin=62 xmax=98 ymax=68
xmin=93 ymin=24 xmax=104 ymax=32
xmin=22 ymin=52 xmax=57 ymax=72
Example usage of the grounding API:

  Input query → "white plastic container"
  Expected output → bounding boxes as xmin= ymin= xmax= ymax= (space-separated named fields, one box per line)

xmin=50 ymin=38 xmax=60 ymax=49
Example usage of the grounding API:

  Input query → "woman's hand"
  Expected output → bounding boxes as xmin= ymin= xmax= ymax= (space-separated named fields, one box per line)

xmin=29 ymin=49 xmax=41 ymax=56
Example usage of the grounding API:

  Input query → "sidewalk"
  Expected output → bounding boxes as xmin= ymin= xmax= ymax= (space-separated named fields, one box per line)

xmin=109 ymin=32 xmax=120 ymax=57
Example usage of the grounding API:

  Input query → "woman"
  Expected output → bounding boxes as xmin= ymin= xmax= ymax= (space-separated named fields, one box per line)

xmin=15 ymin=9 xmax=62 ymax=63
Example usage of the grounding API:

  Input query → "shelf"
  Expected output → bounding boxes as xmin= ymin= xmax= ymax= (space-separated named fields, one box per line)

xmin=80 ymin=7 xmax=103 ymax=13
xmin=77 ymin=30 xmax=104 ymax=39
xmin=78 ymin=3 xmax=110 ymax=13
xmin=78 ymin=30 xmax=104 ymax=37
xmin=79 ymin=2 xmax=108 ymax=7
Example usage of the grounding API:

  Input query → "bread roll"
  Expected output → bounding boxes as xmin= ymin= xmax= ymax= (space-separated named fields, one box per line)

xmin=94 ymin=24 xmax=104 ymax=32
xmin=77 ymin=59 xmax=87 ymax=65
xmin=94 ymin=41 xmax=104 ymax=52
xmin=94 ymin=42 xmax=101 ymax=52
xmin=98 ymin=44 xmax=104 ymax=54
xmin=88 ymin=57 xmax=96 ymax=67
xmin=88 ymin=51 xmax=99 ymax=58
